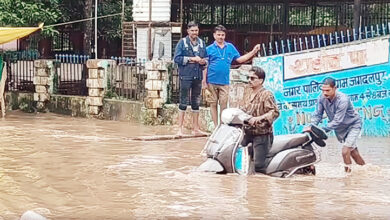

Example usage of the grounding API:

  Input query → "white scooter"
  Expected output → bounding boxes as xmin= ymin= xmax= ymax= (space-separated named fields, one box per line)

xmin=199 ymin=108 xmax=327 ymax=177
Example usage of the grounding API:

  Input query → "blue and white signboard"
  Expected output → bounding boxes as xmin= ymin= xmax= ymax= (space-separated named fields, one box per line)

xmin=253 ymin=37 xmax=390 ymax=137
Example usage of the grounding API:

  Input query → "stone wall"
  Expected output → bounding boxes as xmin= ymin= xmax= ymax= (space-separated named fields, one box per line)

xmin=33 ymin=60 xmax=57 ymax=111
xmin=229 ymin=65 xmax=252 ymax=108
xmin=4 ymin=59 xmax=252 ymax=132
xmin=143 ymin=60 xmax=168 ymax=119
xmin=86 ymin=59 xmax=116 ymax=117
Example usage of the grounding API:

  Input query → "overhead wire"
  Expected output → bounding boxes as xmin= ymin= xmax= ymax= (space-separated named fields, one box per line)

xmin=45 ymin=13 xmax=122 ymax=28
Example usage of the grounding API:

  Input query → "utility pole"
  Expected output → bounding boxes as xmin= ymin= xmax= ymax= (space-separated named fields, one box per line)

xmin=95 ymin=0 xmax=98 ymax=59
xmin=83 ymin=0 xmax=93 ymax=56
xmin=353 ymin=0 xmax=362 ymax=31
xmin=282 ymin=0 xmax=289 ymax=40
xmin=122 ymin=0 xmax=125 ymax=21
xmin=148 ymin=0 xmax=152 ymax=60
xmin=180 ymin=0 xmax=183 ymax=38
xmin=121 ymin=0 xmax=125 ymax=57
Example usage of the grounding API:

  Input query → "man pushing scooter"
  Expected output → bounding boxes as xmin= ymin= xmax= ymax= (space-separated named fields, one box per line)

xmin=304 ymin=77 xmax=366 ymax=173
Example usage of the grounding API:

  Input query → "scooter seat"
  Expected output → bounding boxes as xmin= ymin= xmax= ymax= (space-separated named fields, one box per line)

xmin=267 ymin=133 xmax=309 ymax=157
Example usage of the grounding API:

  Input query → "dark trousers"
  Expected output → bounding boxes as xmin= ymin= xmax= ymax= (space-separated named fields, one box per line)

xmin=241 ymin=133 xmax=274 ymax=173
xmin=179 ymin=79 xmax=202 ymax=111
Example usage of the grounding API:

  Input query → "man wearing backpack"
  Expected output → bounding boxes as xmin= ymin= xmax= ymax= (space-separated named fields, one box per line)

xmin=173 ymin=21 xmax=208 ymax=135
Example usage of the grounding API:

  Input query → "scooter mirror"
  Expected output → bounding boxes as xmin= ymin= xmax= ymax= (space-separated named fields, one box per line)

xmin=310 ymin=125 xmax=328 ymax=140
xmin=309 ymin=132 xmax=326 ymax=147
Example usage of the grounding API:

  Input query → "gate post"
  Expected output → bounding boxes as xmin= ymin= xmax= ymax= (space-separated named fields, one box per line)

xmin=142 ymin=60 xmax=170 ymax=124
xmin=33 ymin=60 xmax=57 ymax=111
xmin=229 ymin=65 xmax=252 ymax=109
xmin=86 ymin=59 xmax=116 ymax=117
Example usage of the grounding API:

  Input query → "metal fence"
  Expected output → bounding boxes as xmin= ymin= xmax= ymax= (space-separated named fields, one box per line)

xmin=259 ymin=22 xmax=390 ymax=57
xmin=178 ymin=2 xmax=390 ymax=30
xmin=166 ymin=64 xmax=208 ymax=107
xmin=109 ymin=57 xmax=147 ymax=101
xmin=167 ymin=64 xmax=180 ymax=104
xmin=2 ymin=50 xmax=39 ymax=92
xmin=55 ymin=54 xmax=89 ymax=96
xmin=107 ymin=58 xmax=207 ymax=105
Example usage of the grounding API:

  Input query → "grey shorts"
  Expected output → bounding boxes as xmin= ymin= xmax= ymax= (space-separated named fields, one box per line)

xmin=336 ymin=123 xmax=361 ymax=149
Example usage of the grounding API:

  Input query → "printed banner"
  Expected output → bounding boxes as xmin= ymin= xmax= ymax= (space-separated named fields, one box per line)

xmin=284 ymin=38 xmax=389 ymax=80
xmin=253 ymin=37 xmax=390 ymax=137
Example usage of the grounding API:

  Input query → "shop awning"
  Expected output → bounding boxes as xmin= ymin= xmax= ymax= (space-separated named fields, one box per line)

xmin=0 ymin=23 xmax=43 ymax=45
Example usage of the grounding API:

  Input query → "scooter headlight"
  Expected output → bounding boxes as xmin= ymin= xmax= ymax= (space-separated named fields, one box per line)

xmin=221 ymin=108 xmax=251 ymax=125
xmin=221 ymin=108 xmax=237 ymax=124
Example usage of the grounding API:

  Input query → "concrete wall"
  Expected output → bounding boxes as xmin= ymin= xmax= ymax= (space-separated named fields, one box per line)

xmin=48 ymin=95 xmax=88 ymax=117
xmin=5 ymin=92 xmax=34 ymax=112
xmin=159 ymin=104 xmax=214 ymax=131
xmin=102 ymin=99 xmax=143 ymax=121
xmin=5 ymin=92 xmax=147 ymax=122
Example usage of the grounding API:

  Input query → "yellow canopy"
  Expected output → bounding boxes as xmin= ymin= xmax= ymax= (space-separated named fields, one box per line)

xmin=0 ymin=23 xmax=43 ymax=45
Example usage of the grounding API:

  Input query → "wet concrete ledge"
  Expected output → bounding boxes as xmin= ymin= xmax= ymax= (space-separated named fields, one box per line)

xmin=102 ymin=99 xmax=143 ymax=122
xmin=5 ymin=92 xmax=213 ymax=131
xmin=5 ymin=92 xmax=35 ymax=113
xmin=49 ymin=95 xmax=88 ymax=117
xmin=5 ymin=92 xmax=145 ymax=122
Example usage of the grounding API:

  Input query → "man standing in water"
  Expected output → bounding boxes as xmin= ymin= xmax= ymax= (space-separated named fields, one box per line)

xmin=241 ymin=66 xmax=280 ymax=173
xmin=306 ymin=77 xmax=365 ymax=172
xmin=174 ymin=21 xmax=208 ymax=136
xmin=203 ymin=25 xmax=261 ymax=128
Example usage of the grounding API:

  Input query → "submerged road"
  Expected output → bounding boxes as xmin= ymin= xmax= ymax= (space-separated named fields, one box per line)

xmin=0 ymin=111 xmax=389 ymax=219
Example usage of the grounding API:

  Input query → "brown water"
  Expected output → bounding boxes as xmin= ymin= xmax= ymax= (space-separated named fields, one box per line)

xmin=1 ymin=111 xmax=390 ymax=219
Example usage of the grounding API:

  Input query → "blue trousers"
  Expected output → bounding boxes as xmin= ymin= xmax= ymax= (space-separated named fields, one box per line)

xmin=179 ymin=79 xmax=202 ymax=112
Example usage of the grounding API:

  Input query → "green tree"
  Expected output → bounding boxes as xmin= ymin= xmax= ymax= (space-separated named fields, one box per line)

xmin=1 ymin=0 xmax=133 ymax=56
xmin=0 ymin=0 xmax=61 ymax=36
xmin=58 ymin=0 xmax=133 ymax=56
xmin=98 ymin=0 xmax=133 ymax=40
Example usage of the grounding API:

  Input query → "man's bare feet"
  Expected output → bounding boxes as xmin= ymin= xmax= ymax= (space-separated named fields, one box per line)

xmin=176 ymin=128 xmax=184 ymax=136
xmin=344 ymin=164 xmax=352 ymax=173
xmin=192 ymin=129 xmax=208 ymax=136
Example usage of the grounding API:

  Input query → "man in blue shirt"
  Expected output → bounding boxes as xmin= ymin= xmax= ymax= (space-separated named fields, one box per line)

xmin=203 ymin=25 xmax=261 ymax=127
xmin=174 ymin=22 xmax=208 ymax=136
xmin=305 ymin=77 xmax=365 ymax=172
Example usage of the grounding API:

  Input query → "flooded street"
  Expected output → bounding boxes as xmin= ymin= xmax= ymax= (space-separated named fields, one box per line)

xmin=1 ymin=111 xmax=390 ymax=219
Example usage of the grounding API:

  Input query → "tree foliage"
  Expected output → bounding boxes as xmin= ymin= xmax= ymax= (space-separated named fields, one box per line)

xmin=0 ymin=0 xmax=61 ymax=36
xmin=57 ymin=0 xmax=133 ymax=40
xmin=98 ymin=0 xmax=133 ymax=40
xmin=0 ymin=0 xmax=133 ymax=39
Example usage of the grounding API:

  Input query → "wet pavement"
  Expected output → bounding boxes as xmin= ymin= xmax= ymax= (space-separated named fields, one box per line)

xmin=0 ymin=111 xmax=390 ymax=219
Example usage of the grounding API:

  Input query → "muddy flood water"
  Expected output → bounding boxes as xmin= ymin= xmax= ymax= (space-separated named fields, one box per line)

xmin=1 ymin=111 xmax=390 ymax=219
